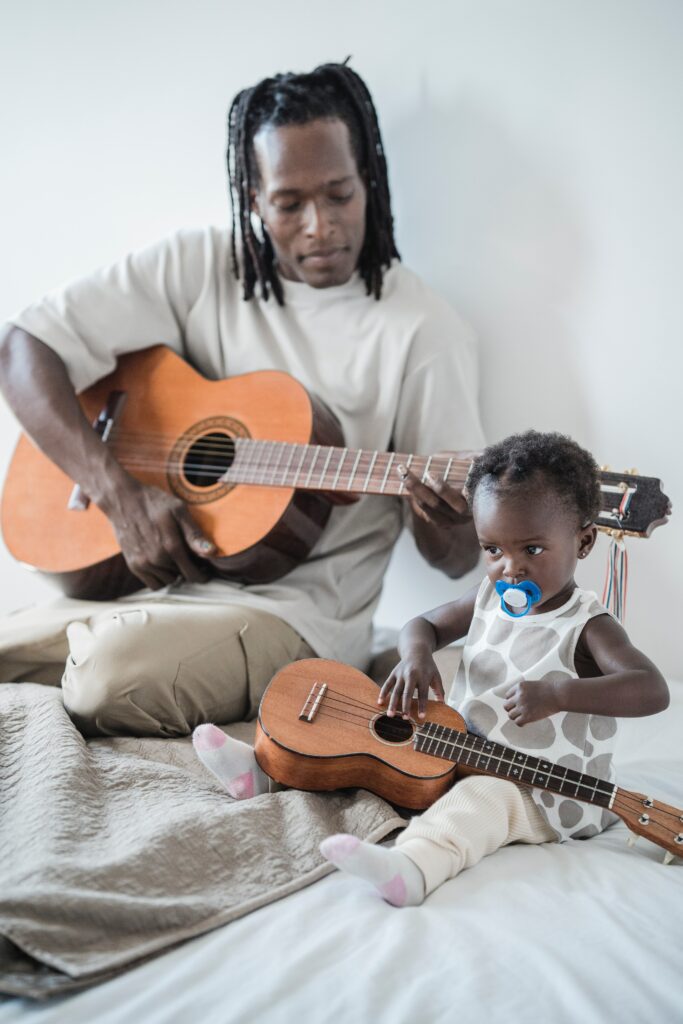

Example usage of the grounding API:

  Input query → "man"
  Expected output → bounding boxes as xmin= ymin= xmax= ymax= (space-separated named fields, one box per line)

xmin=0 ymin=62 xmax=484 ymax=737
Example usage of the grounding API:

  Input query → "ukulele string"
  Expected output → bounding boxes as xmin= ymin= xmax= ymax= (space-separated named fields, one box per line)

xmin=314 ymin=705 xmax=683 ymax=828
xmin=315 ymin=698 xmax=426 ymax=741
xmin=611 ymin=790 xmax=683 ymax=825
xmin=307 ymin=688 xmax=650 ymax=810
xmin=311 ymin=708 xmax=420 ymax=740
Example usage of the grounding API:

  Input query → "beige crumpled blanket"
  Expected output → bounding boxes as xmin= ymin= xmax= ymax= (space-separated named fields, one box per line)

xmin=0 ymin=683 xmax=404 ymax=1000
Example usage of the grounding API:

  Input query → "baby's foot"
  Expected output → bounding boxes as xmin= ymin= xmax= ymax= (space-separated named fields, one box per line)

xmin=320 ymin=834 xmax=425 ymax=907
xmin=192 ymin=724 xmax=269 ymax=800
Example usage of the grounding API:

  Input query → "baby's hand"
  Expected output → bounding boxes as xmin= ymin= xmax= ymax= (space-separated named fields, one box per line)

xmin=503 ymin=679 xmax=560 ymax=726
xmin=378 ymin=651 xmax=445 ymax=720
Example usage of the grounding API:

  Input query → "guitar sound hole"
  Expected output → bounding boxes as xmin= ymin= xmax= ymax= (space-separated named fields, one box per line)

xmin=183 ymin=432 xmax=235 ymax=488
xmin=372 ymin=715 xmax=414 ymax=744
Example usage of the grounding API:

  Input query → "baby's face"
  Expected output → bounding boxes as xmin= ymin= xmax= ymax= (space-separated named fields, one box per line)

xmin=472 ymin=482 xmax=597 ymax=615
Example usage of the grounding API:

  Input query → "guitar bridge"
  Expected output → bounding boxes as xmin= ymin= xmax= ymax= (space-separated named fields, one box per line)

xmin=299 ymin=682 xmax=327 ymax=722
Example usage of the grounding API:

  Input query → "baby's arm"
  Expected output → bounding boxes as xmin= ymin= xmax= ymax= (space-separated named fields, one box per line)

xmin=378 ymin=585 xmax=479 ymax=720
xmin=504 ymin=615 xmax=670 ymax=725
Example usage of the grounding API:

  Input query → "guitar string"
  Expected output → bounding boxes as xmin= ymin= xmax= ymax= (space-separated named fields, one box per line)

xmin=290 ymin=687 xmax=682 ymax=824
xmin=66 ymin=447 xmax=631 ymax=510
xmin=89 ymin=427 xmax=652 ymax=488
xmin=106 ymin=429 xmax=475 ymax=463
xmin=105 ymin=457 xmax=469 ymax=483
xmin=107 ymin=434 xmax=473 ymax=468
xmin=79 ymin=454 xmax=628 ymax=513
xmin=108 ymin=446 xmax=471 ymax=470
xmin=78 ymin=431 xmax=638 ymax=512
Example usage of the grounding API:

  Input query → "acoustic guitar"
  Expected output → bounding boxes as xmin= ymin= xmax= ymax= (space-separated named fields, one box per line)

xmin=1 ymin=345 xmax=671 ymax=600
xmin=255 ymin=658 xmax=683 ymax=862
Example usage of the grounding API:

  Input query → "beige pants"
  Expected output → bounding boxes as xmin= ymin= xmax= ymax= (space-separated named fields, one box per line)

xmin=396 ymin=775 xmax=557 ymax=893
xmin=0 ymin=597 xmax=314 ymax=737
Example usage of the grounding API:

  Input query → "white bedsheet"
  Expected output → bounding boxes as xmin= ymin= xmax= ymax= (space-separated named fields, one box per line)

xmin=2 ymin=683 xmax=681 ymax=1024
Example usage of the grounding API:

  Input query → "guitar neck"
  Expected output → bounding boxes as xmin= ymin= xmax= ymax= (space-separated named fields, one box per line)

xmin=414 ymin=721 xmax=616 ymax=809
xmin=224 ymin=441 xmax=464 ymax=497
xmin=221 ymin=440 xmax=665 ymax=536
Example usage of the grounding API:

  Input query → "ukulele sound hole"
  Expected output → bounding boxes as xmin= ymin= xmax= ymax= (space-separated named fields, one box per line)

xmin=183 ymin=432 xmax=235 ymax=488
xmin=372 ymin=715 xmax=414 ymax=745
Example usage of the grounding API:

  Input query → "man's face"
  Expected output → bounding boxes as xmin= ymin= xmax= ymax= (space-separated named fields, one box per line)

xmin=251 ymin=118 xmax=367 ymax=288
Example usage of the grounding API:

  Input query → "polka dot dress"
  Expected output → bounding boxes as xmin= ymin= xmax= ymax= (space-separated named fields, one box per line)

xmin=449 ymin=579 xmax=618 ymax=840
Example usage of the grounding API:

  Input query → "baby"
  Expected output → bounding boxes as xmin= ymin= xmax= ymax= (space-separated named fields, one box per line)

xmin=194 ymin=431 xmax=669 ymax=906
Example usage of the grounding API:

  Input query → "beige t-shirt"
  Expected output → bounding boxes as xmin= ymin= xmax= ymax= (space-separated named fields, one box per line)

xmin=11 ymin=227 xmax=485 ymax=666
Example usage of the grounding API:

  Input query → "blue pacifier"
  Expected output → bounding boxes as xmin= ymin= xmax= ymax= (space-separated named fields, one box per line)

xmin=495 ymin=580 xmax=542 ymax=618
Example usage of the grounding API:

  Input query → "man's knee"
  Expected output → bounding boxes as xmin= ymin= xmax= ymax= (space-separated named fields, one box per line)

xmin=61 ymin=609 xmax=182 ymax=736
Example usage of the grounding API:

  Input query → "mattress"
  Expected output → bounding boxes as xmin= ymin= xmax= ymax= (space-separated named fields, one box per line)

xmin=1 ymin=681 xmax=680 ymax=1024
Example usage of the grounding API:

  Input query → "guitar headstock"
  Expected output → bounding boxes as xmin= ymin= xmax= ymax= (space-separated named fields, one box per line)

xmin=597 ymin=470 xmax=671 ymax=538
xmin=612 ymin=789 xmax=683 ymax=858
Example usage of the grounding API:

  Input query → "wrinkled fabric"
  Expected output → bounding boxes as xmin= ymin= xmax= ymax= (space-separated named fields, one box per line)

xmin=0 ymin=684 xmax=403 ymax=998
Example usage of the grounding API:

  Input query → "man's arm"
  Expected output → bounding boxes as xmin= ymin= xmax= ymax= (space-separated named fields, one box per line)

xmin=0 ymin=325 xmax=214 ymax=589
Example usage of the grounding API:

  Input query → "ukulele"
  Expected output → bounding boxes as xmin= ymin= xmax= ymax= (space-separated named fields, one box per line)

xmin=255 ymin=658 xmax=683 ymax=863
xmin=1 ymin=345 xmax=671 ymax=600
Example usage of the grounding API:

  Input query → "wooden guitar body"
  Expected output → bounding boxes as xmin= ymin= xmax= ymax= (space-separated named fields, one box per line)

xmin=256 ymin=658 xmax=463 ymax=810
xmin=1 ymin=346 xmax=342 ymax=598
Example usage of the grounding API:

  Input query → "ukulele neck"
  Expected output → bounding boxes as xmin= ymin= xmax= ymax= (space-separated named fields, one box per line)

xmin=414 ymin=721 xmax=616 ymax=808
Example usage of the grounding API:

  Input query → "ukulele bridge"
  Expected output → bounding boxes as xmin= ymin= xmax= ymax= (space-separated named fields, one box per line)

xmin=299 ymin=682 xmax=327 ymax=722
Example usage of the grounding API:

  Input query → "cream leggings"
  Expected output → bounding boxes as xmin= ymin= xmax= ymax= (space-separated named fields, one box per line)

xmin=0 ymin=597 xmax=313 ymax=737
xmin=396 ymin=775 xmax=558 ymax=893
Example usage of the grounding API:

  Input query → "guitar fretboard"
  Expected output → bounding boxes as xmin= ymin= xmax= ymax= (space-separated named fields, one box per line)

xmin=415 ymin=721 xmax=615 ymax=808
xmin=223 ymin=441 xmax=467 ymax=496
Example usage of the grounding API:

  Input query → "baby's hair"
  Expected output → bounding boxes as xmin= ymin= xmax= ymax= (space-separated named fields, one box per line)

xmin=466 ymin=430 xmax=601 ymax=526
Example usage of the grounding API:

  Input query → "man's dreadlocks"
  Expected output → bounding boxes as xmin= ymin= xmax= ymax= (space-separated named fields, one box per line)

xmin=227 ymin=61 xmax=399 ymax=304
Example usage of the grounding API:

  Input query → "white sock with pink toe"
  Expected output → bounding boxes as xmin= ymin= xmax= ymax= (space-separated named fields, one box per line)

xmin=320 ymin=834 xmax=426 ymax=907
xmin=193 ymin=724 xmax=269 ymax=799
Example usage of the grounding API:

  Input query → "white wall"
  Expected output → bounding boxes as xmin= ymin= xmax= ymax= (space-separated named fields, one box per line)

xmin=1 ymin=0 xmax=681 ymax=677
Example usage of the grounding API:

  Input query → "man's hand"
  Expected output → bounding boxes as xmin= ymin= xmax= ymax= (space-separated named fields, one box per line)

xmin=396 ymin=450 xmax=478 ymax=529
xmin=99 ymin=477 xmax=216 ymax=590
xmin=503 ymin=679 xmax=561 ymax=726
xmin=395 ymin=450 xmax=481 ymax=578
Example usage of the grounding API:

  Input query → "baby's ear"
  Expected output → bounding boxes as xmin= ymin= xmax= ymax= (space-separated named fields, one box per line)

xmin=578 ymin=524 xmax=598 ymax=559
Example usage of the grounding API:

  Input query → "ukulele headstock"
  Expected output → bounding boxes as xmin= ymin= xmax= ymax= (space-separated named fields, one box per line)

xmin=612 ymin=789 xmax=683 ymax=858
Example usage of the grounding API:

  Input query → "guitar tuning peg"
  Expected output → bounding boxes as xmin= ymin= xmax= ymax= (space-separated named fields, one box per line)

xmin=626 ymin=833 xmax=638 ymax=848
xmin=600 ymin=465 xmax=611 ymax=472
xmin=623 ymin=468 xmax=638 ymax=476
xmin=662 ymin=851 xmax=675 ymax=865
